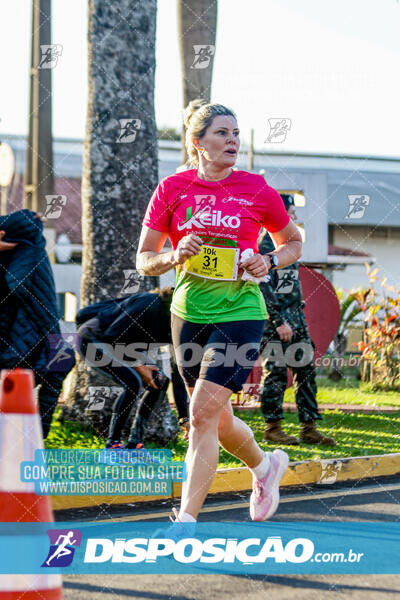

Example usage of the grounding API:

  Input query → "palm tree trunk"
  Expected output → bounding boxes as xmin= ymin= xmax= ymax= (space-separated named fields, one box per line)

xmin=82 ymin=0 xmax=159 ymax=303
xmin=63 ymin=0 xmax=177 ymax=443
xmin=177 ymin=0 xmax=218 ymax=164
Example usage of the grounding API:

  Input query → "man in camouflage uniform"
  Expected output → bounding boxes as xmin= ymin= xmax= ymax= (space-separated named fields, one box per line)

xmin=258 ymin=195 xmax=335 ymax=446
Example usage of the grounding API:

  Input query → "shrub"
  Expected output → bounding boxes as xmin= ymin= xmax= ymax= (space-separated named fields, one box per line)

xmin=353 ymin=265 xmax=400 ymax=389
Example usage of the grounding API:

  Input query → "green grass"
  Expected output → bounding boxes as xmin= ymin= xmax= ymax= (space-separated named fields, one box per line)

xmin=229 ymin=409 xmax=400 ymax=465
xmin=45 ymin=410 xmax=104 ymax=450
xmin=46 ymin=404 xmax=400 ymax=468
xmin=282 ymin=376 xmax=400 ymax=407
xmin=164 ymin=409 xmax=400 ymax=467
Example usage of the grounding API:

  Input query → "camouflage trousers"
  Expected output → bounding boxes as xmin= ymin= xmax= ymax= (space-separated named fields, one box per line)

xmin=259 ymin=320 xmax=321 ymax=423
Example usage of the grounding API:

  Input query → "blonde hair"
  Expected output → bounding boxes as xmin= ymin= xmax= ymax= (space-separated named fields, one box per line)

xmin=183 ymin=99 xmax=237 ymax=168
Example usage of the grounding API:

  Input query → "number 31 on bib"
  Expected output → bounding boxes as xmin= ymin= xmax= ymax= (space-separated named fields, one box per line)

xmin=183 ymin=244 xmax=240 ymax=281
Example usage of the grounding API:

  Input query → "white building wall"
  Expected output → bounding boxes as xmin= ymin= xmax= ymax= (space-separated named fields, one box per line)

xmin=263 ymin=172 xmax=328 ymax=263
xmin=332 ymin=228 xmax=400 ymax=290
xmin=52 ymin=264 xmax=82 ymax=305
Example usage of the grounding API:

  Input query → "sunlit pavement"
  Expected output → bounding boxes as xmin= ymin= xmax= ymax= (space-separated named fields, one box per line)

xmin=62 ymin=477 xmax=400 ymax=599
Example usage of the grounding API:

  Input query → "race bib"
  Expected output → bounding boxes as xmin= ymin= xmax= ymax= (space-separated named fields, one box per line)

xmin=183 ymin=244 xmax=240 ymax=281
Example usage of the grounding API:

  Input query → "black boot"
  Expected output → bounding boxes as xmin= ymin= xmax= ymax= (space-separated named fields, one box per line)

xmin=105 ymin=412 xmax=124 ymax=448
xmin=126 ymin=415 xmax=146 ymax=449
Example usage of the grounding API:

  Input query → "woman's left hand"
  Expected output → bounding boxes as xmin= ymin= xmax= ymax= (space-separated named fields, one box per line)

xmin=135 ymin=365 xmax=159 ymax=389
xmin=181 ymin=420 xmax=190 ymax=441
xmin=0 ymin=231 xmax=18 ymax=252
xmin=240 ymin=253 xmax=269 ymax=278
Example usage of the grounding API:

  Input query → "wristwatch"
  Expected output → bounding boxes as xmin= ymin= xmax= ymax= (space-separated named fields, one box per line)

xmin=266 ymin=253 xmax=279 ymax=270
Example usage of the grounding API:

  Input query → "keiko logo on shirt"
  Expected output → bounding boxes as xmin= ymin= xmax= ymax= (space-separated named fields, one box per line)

xmin=177 ymin=206 xmax=241 ymax=231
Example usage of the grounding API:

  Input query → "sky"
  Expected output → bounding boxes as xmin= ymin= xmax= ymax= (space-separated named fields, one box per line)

xmin=0 ymin=0 xmax=399 ymax=156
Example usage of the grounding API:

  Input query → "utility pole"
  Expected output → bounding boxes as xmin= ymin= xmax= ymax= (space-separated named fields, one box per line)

xmin=24 ymin=0 xmax=55 ymax=256
xmin=247 ymin=128 xmax=254 ymax=171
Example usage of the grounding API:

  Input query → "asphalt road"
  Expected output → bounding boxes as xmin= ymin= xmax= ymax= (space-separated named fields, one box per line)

xmin=62 ymin=477 xmax=400 ymax=600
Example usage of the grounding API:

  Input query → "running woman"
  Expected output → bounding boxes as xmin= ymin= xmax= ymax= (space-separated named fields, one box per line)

xmin=137 ymin=99 xmax=302 ymax=524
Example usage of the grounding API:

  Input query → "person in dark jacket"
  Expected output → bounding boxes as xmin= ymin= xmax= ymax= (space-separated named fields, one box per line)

xmin=76 ymin=287 xmax=189 ymax=449
xmin=0 ymin=210 xmax=75 ymax=438
xmin=259 ymin=196 xmax=335 ymax=446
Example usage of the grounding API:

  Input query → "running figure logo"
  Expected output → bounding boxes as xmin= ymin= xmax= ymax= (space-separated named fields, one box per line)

xmin=276 ymin=269 xmax=298 ymax=294
xmin=87 ymin=387 xmax=109 ymax=411
xmin=318 ymin=460 xmax=343 ymax=485
xmin=44 ymin=195 xmax=67 ymax=219
xmin=87 ymin=386 xmax=123 ymax=411
xmin=46 ymin=334 xmax=79 ymax=372
xmin=191 ymin=45 xmax=215 ymax=69
xmin=242 ymin=383 xmax=263 ymax=399
xmin=194 ymin=194 xmax=216 ymax=210
xmin=345 ymin=195 xmax=370 ymax=219
xmin=38 ymin=44 xmax=63 ymax=69
xmin=265 ymin=118 xmax=292 ymax=143
xmin=117 ymin=119 xmax=141 ymax=143
xmin=42 ymin=529 xmax=82 ymax=567
xmin=121 ymin=270 xmax=143 ymax=294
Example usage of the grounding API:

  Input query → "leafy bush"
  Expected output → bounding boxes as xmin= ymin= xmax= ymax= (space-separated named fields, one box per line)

xmin=353 ymin=265 xmax=400 ymax=389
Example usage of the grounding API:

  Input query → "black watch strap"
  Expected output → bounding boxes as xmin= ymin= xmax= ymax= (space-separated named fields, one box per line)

xmin=267 ymin=253 xmax=279 ymax=269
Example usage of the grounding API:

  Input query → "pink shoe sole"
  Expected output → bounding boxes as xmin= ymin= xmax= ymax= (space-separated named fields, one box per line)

xmin=250 ymin=449 xmax=289 ymax=521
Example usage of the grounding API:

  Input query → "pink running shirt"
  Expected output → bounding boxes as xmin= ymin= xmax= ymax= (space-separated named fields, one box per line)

xmin=143 ymin=169 xmax=290 ymax=323
xmin=143 ymin=169 xmax=289 ymax=253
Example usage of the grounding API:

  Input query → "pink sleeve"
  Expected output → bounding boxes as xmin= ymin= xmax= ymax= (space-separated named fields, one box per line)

xmin=142 ymin=179 xmax=170 ymax=232
xmin=262 ymin=185 xmax=290 ymax=233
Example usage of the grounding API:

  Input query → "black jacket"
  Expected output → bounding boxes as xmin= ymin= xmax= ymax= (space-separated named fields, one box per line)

xmin=76 ymin=292 xmax=172 ymax=345
xmin=0 ymin=210 xmax=75 ymax=375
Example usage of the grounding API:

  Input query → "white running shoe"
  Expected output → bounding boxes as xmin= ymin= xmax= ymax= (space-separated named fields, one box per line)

xmin=152 ymin=508 xmax=197 ymax=542
xmin=249 ymin=449 xmax=289 ymax=521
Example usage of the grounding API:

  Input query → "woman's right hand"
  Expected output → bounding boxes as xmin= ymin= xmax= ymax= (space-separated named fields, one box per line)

xmin=173 ymin=234 xmax=203 ymax=265
xmin=276 ymin=322 xmax=293 ymax=342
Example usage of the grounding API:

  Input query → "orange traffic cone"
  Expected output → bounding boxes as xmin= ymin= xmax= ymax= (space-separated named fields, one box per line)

xmin=0 ymin=368 xmax=63 ymax=599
